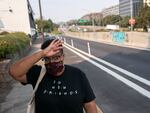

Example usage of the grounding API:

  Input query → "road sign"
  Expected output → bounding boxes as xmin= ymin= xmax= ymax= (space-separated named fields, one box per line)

xmin=129 ymin=18 xmax=136 ymax=25
xmin=78 ymin=19 xmax=88 ymax=23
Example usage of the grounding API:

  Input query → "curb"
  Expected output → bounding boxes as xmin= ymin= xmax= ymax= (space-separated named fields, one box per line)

xmin=0 ymin=59 xmax=11 ymax=82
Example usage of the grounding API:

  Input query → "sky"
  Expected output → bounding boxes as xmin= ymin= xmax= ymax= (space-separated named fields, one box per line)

xmin=29 ymin=0 xmax=119 ymax=23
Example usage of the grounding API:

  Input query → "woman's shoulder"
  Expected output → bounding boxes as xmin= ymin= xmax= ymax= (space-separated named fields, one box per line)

xmin=64 ymin=65 xmax=85 ymax=76
xmin=65 ymin=65 xmax=81 ymax=71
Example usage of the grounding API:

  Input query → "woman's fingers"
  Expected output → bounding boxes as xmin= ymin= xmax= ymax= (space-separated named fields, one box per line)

xmin=53 ymin=40 xmax=63 ymax=49
xmin=54 ymin=39 xmax=62 ymax=46
xmin=54 ymin=46 xmax=63 ymax=51
xmin=44 ymin=39 xmax=63 ymax=57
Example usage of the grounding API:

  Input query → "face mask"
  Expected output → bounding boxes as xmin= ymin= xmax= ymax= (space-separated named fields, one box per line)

xmin=45 ymin=61 xmax=64 ymax=75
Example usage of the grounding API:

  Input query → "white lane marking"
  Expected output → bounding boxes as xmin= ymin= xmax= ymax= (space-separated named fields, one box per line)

xmin=69 ymin=56 xmax=78 ymax=58
xmin=65 ymin=43 xmax=150 ymax=87
xmin=74 ymin=60 xmax=83 ymax=63
xmin=64 ymin=44 xmax=150 ymax=99
xmin=87 ymin=42 xmax=91 ymax=55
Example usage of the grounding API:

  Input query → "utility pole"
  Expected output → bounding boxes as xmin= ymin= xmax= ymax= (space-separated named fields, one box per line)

xmin=91 ymin=13 xmax=96 ymax=40
xmin=92 ymin=13 xmax=95 ymax=33
xmin=130 ymin=0 xmax=133 ymax=31
xmin=82 ymin=9 xmax=95 ymax=33
xmin=38 ymin=0 xmax=44 ymax=39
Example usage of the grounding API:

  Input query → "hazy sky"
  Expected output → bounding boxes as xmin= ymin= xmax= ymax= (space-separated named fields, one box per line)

xmin=29 ymin=0 xmax=119 ymax=23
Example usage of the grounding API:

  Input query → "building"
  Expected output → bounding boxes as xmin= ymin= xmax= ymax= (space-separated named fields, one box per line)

xmin=102 ymin=4 xmax=119 ymax=17
xmin=0 ymin=0 xmax=36 ymax=37
xmin=119 ymin=0 xmax=143 ymax=17
xmin=81 ymin=12 xmax=103 ymax=21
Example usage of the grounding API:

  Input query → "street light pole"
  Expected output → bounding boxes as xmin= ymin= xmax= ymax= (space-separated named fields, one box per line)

xmin=38 ymin=0 xmax=44 ymax=39
xmin=91 ymin=13 xmax=96 ymax=40
xmin=130 ymin=0 xmax=133 ymax=31
xmin=92 ymin=13 xmax=95 ymax=33
xmin=82 ymin=9 xmax=95 ymax=33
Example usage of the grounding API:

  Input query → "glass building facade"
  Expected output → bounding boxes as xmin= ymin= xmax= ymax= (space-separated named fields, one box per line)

xmin=119 ymin=0 xmax=143 ymax=17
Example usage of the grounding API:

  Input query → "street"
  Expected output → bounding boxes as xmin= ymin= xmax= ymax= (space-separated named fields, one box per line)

xmin=63 ymin=36 xmax=150 ymax=113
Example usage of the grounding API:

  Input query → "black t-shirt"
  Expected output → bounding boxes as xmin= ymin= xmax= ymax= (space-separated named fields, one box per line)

xmin=26 ymin=65 xmax=95 ymax=113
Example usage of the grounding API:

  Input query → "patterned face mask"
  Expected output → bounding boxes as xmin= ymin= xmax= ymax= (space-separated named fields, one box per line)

xmin=44 ymin=54 xmax=64 ymax=75
xmin=45 ymin=61 xmax=64 ymax=75
xmin=44 ymin=53 xmax=64 ymax=64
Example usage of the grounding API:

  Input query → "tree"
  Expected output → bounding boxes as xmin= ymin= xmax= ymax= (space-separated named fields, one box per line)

xmin=35 ymin=19 xmax=43 ymax=32
xmin=120 ymin=16 xmax=130 ymax=27
xmin=138 ymin=5 xmax=150 ymax=31
xmin=43 ymin=20 xmax=51 ymax=32
xmin=134 ymin=16 xmax=142 ymax=28
xmin=48 ymin=19 xmax=54 ymax=31
xmin=101 ymin=15 xmax=121 ymax=26
xmin=35 ymin=19 xmax=54 ymax=32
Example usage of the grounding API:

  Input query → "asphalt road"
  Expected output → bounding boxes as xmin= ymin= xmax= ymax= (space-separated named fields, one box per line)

xmin=62 ymin=35 xmax=150 ymax=113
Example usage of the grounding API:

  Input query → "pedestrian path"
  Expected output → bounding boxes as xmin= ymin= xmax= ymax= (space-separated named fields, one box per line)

xmin=0 ymin=37 xmax=43 ymax=113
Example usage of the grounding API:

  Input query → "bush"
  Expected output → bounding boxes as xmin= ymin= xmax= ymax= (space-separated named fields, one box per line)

xmin=0 ymin=32 xmax=30 ymax=59
xmin=51 ymin=30 xmax=62 ymax=35
xmin=0 ymin=31 xmax=9 ymax=35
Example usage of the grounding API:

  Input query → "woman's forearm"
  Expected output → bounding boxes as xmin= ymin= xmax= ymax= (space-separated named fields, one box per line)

xmin=84 ymin=101 xmax=98 ymax=113
xmin=9 ymin=50 xmax=44 ymax=78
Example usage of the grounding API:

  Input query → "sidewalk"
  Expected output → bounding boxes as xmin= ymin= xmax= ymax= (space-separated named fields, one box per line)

xmin=0 ymin=37 xmax=43 ymax=113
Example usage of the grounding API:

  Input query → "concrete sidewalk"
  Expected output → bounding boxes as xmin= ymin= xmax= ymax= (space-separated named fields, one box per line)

xmin=0 ymin=37 xmax=43 ymax=113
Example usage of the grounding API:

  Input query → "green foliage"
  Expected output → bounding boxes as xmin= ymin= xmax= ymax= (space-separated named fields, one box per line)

xmin=0 ymin=32 xmax=30 ymax=59
xmin=35 ymin=19 xmax=54 ymax=32
xmin=138 ymin=5 xmax=150 ymax=31
xmin=0 ymin=31 xmax=9 ymax=35
xmin=102 ymin=15 xmax=122 ymax=26
xmin=134 ymin=16 xmax=142 ymax=28
xmin=51 ymin=28 xmax=62 ymax=35
xmin=120 ymin=16 xmax=130 ymax=27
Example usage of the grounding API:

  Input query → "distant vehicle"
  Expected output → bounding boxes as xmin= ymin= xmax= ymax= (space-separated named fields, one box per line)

xmin=106 ymin=25 xmax=119 ymax=30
